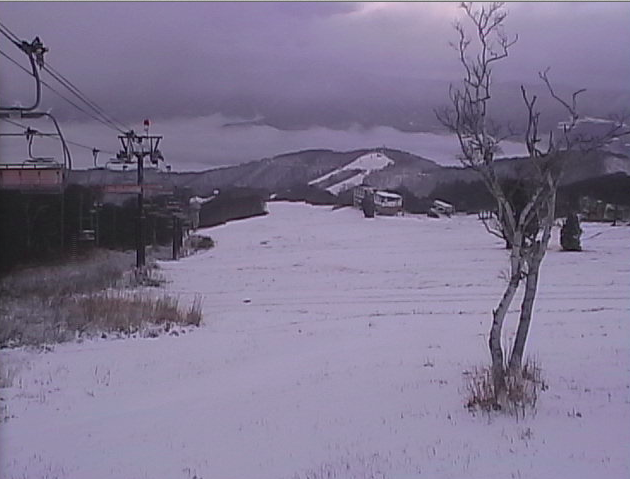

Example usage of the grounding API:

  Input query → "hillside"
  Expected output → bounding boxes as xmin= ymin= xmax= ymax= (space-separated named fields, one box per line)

xmin=67 ymin=146 xmax=630 ymax=211
xmin=68 ymin=148 xmax=440 ymax=198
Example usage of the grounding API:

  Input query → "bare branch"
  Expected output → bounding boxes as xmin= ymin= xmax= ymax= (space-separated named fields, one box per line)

xmin=520 ymin=85 xmax=543 ymax=158
xmin=540 ymin=68 xmax=584 ymax=121
xmin=480 ymin=215 xmax=507 ymax=241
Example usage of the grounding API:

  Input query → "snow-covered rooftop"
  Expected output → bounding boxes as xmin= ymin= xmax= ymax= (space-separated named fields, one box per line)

xmin=375 ymin=191 xmax=401 ymax=199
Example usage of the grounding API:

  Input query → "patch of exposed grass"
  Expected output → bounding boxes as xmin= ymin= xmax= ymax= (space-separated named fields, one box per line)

xmin=0 ymin=249 xmax=133 ymax=300
xmin=0 ymin=249 xmax=203 ymax=348
xmin=68 ymin=291 xmax=203 ymax=336
xmin=1 ymin=292 xmax=203 ymax=348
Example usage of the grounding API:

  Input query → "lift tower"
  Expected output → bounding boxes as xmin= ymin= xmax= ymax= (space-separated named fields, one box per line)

xmin=117 ymin=119 xmax=163 ymax=269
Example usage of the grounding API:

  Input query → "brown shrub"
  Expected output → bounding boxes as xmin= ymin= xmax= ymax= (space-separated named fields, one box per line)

xmin=69 ymin=291 xmax=204 ymax=336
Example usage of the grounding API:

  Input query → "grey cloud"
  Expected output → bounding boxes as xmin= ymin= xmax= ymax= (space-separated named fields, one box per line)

xmin=1 ymin=2 xmax=628 ymax=169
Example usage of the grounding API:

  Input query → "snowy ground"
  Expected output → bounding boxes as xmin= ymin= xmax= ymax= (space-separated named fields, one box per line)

xmin=1 ymin=202 xmax=629 ymax=479
xmin=308 ymin=151 xmax=394 ymax=194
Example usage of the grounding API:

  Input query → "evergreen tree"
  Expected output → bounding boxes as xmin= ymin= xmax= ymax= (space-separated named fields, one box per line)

xmin=361 ymin=193 xmax=375 ymax=218
xmin=561 ymin=212 xmax=582 ymax=251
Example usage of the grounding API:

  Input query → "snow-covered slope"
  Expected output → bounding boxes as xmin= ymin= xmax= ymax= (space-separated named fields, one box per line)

xmin=1 ymin=203 xmax=629 ymax=479
xmin=308 ymin=151 xmax=394 ymax=194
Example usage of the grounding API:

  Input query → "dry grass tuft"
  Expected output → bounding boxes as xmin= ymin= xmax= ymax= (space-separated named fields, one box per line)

xmin=0 ymin=363 xmax=18 ymax=389
xmin=465 ymin=366 xmax=497 ymax=412
xmin=465 ymin=358 xmax=547 ymax=417
xmin=68 ymin=291 xmax=203 ymax=336
xmin=185 ymin=295 xmax=203 ymax=327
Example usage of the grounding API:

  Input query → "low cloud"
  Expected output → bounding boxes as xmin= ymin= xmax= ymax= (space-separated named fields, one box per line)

xmin=0 ymin=114 xmax=528 ymax=172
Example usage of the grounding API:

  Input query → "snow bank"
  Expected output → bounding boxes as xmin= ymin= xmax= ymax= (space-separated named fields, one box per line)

xmin=1 ymin=203 xmax=628 ymax=479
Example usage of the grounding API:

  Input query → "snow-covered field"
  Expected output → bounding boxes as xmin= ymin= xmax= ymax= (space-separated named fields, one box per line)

xmin=1 ymin=202 xmax=629 ymax=479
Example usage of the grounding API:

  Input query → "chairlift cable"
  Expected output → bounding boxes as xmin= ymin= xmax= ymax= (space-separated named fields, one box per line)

xmin=42 ymin=64 xmax=131 ymax=133
xmin=1 ymin=21 xmax=136 ymax=142
xmin=41 ymin=65 xmax=128 ymax=133
xmin=0 ymin=20 xmax=129 ymax=133
xmin=0 ymin=117 xmax=28 ymax=129
xmin=0 ymin=116 xmax=117 ymax=156
xmin=1 ymin=45 xmax=126 ymax=134
xmin=0 ymin=22 xmax=127 ymax=166
xmin=1 ymin=22 xmax=155 ymax=165
xmin=0 ymin=48 xmax=124 ymax=133
xmin=0 ymin=21 xmax=21 ymax=46
xmin=43 ymin=64 xmax=130 ymax=132
xmin=38 ymin=132 xmax=117 ymax=156
xmin=0 ymin=48 xmax=30 ymax=72
xmin=63 ymin=138 xmax=116 ymax=156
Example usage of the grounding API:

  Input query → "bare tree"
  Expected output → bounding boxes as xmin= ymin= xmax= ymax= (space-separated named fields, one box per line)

xmin=436 ymin=2 xmax=628 ymax=407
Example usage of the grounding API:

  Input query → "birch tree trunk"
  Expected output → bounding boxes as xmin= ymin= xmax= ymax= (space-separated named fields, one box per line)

xmin=490 ymin=269 xmax=521 ymax=402
xmin=488 ymin=231 xmax=524 ymax=402
xmin=508 ymin=189 xmax=556 ymax=372
xmin=508 ymin=254 xmax=541 ymax=372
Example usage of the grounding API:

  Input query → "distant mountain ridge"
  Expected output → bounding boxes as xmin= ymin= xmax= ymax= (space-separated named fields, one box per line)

xmin=69 ymin=146 xmax=630 ymax=205
xmin=69 ymin=147 xmax=439 ymax=195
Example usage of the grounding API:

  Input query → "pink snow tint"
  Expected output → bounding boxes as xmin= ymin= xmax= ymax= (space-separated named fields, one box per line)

xmin=1 ymin=202 xmax=628 ymax=478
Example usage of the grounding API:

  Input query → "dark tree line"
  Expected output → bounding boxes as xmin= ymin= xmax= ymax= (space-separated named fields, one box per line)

xmin=0 ymin=185 xmax=177 ymax=275
xmin=198 ymin=188 xmax=268 ymax=228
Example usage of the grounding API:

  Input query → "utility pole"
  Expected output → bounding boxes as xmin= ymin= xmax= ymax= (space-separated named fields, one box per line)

xmin=117 ymin=119 xmax=163 ymax=269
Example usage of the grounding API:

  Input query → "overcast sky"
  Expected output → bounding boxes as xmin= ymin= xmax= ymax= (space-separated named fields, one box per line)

xmin=1 ymin=2 xmax=628 ymax=169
